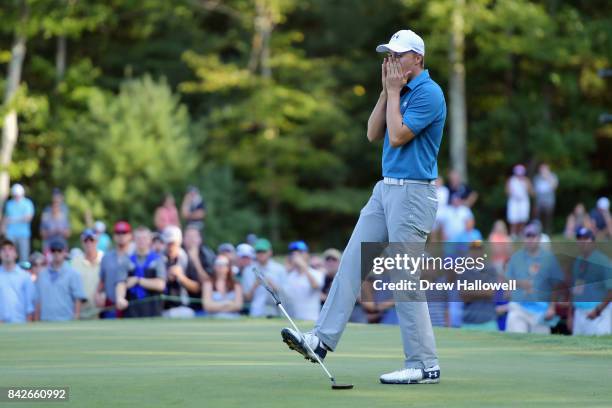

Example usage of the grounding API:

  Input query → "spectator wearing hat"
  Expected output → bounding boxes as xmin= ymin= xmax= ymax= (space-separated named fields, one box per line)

xmin=71 ymin=229 xmax=103 ymax=319
xmin=162 ymin=226 xmax=200 ymax=318
xmin=116 ymin=226 xmax=166 ymax=318
xmin=506 ymin=164 xmax=533 ymax=238
xmin=40 ymin=189 xmax=71 ymax=253
xmin=218 ymin=242 xmax=239 ymax=275
xmin=235 ymin=243 xmax=255 ymax=279
xmin=183 ymin=225 xmax=215 ymax=286
xmin=0 ymin=239 xmax=36 ymax=323
xmin=36 ymin=238 xmax=86 ymax=321
xmin=532 ymin=163 xmax=558 ymax=234
xmin=96 ymin=221 xmax=134 ymax=318
xmin=181 ymin=186 xmax=206 ymax=230
xmin=504 ymin=222 xmax=564 ymax=334
xmin=94 ymin=221 xmax=112 ymax=253
xmin=2 ymin=184 xmax=35 ymax=262
xmin=283 ymin=241 xmax=325 ymax=322
xmin=571 ymin=227 xmax=612 ymax=336
xmin=242 ymin=238 xmax=286 ymax=317
xmin=154 ymin=194 xmax=180 ymax=233
xmin=589 ymin=197 xmax=612 ymax=241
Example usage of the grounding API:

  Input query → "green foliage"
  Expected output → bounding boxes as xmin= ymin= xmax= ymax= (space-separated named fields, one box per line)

xmin=56 ymin=75 xmax=196 ymax=233
xmin=1 ymin=0 xmax=610 ymax=249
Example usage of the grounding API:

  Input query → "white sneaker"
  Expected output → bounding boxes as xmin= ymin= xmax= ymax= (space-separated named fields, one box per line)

xmin=281 ymin=328 xmax=328 ymax=363
xmin=379 ymin=365 xmax=441 ymax=384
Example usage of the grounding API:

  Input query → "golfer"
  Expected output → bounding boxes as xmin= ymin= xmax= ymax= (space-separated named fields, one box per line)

xmin=282 ymin=29 xmax=447 ymax=384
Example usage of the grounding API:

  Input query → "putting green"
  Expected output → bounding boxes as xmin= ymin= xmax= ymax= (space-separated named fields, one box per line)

xmin=1 ymin=319 xmax=610 ymax=407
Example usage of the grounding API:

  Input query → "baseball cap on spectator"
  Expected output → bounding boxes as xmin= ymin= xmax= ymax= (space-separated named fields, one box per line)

xmin=246 ymin=233 xmax=258 ymax=246
xmin=52 ymin=187 xmax=63 ymax=196
xmin=523 ymin=222 xmax=541 ymax=237
xmin=11 ymin=183 xmax=25 ymax=197
xmin=288 ymin=240 xmax=309 ymax=252
xmin=254 ymin=238 xmax=272 ymax=252
xmin=323 ymin=248 xmax=341 ymax=261
xmin=162 ymin=225 xmax=182 ymax=245
xmin=597 ymin=197 xmax=610 ymax=211
xmin=236 ymin=243 xmax=255 ymax=259
xmin=576 ymin=227 xmax=595 ymax=241
xmin=94 ymin=220 xmax=106 ymax=233
xmin=218 ymin=243 xmax=236 ymax=254
xmin=113 ymin=221 xmax=132 ymax=234
xmin=376 ymin=30 xmax=425 ymax=56
xmin=80 ymin=228 xmax=97 ymax=241
xmin=152 ymin=232 xmax=163 ymax=243
xmin=49 ymin=238 xmax=68 ymax=251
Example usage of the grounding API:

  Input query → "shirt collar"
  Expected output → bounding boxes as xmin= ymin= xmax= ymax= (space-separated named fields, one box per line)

xmin=405 ymin=69 xmax=430 ymax=91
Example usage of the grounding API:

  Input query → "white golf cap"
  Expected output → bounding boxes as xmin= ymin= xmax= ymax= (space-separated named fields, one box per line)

xmin=11 ymin=183 xmax=25 ymax=197
xmin=162 ymin=225 xmax=183 ymax=245
xmin=236 ymin=243 xmax=255 ymax=259
xmin=597 ymin=197 xmax=610 ymax=211
xmin=376 ymin=30 xmax=425 ymax=55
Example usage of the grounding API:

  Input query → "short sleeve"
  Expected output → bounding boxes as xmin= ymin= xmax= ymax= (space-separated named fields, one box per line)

xmin=24 ymin=277 xmax=36 ymax=315
xmin=71 ymin=271 xmax=87 ymax=300
xmin=402 ymin=87 xmax=443 ymax=136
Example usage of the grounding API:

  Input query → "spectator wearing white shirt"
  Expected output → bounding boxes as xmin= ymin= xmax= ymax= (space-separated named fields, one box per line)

xmin=437 ymin=193 xmax=473 ymax=242
xmin=283 ymin=242 xmax=325 ymax=322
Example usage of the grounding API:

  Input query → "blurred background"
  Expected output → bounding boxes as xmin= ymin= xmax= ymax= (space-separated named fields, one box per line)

xmin=1 ymin=0 xmax=610 ymax=251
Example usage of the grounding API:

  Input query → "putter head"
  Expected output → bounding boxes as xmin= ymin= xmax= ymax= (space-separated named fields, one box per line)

xmin=331 ymin=383 xmax=354 ymax=390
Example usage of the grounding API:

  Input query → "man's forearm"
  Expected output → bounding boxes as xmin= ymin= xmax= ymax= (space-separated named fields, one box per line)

xmin=366 ymin=91 xmax=387 ymax=142
xmin=386 ymin=90 xmax=415 ymax=147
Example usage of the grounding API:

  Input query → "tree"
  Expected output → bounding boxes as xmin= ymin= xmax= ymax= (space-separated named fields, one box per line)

xmin=55 ymin=75 xmax=197 ymax=232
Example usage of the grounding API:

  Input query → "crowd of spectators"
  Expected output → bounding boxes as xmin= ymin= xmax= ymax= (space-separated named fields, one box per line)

xmin=0 ymin=174 xmax=610 ymax=337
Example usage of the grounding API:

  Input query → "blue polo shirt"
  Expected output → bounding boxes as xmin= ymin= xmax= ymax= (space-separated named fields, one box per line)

xmin=37 ymin=263 xmax=86 ymax=321
xmin=571 ymin=250 xmax=612 ymax=310
xmin=506 ymin=248 xmax=564 ymax=313
xmin=382 ymin=70 xmax=446 ymax=180
xmin=4 ymin=197 xmax=34 ymax=239
xmin=0 ymin=266 xmax=35 ymax=323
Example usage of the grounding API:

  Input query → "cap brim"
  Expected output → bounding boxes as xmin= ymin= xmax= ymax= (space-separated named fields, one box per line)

xmin=376 ymin=44 xmax=414 ymax=53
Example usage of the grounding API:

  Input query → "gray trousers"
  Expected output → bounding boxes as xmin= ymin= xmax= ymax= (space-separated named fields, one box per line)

xmin=314 ymin=180 xmax=439 ymax=369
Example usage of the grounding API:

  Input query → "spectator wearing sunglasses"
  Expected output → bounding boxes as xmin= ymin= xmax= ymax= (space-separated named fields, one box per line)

xmin=71 ymin=229 xmax=103 ymax=319
xmin=36 ymin=238 xmax=86 ymax=321
xmin=504 ymin=222 xmax=564 ymax=334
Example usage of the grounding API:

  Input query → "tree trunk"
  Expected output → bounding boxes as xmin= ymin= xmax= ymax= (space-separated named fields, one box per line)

xmin=449 ymin=0 xmax=468 ymax=182
xmin=56 ymin=35 xmax=66 ymax=84
xmin=1 ymin=31 xmax=27 ymax=208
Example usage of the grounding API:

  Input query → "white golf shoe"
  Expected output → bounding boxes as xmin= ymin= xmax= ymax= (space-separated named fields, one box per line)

xmin=281 ymin=328 xmax=328 ymax=363
xmin=379 ymin=365 xmax=441 ymax=384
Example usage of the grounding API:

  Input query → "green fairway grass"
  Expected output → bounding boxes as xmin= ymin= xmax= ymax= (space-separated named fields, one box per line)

xmin=1 ymin=319 xmax=611 ymax=407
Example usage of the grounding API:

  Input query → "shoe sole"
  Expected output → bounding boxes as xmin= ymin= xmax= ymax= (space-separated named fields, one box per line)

xmin=281 ymin=328 xmax=318 ymax=364
xmin=380 ymin=378 xmax=440 ymax=384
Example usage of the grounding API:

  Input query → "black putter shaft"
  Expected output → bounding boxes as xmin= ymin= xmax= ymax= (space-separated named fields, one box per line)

xmin=253 ymin=267 xmax=353 ymax=389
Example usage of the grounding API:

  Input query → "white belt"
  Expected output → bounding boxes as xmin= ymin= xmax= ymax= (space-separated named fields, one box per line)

xmin=383 ymin=177 xmax=435 ymax=186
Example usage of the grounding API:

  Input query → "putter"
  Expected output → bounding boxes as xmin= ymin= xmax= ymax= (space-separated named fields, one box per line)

xmin=254 ymin=268 xmax=354 ymax=390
